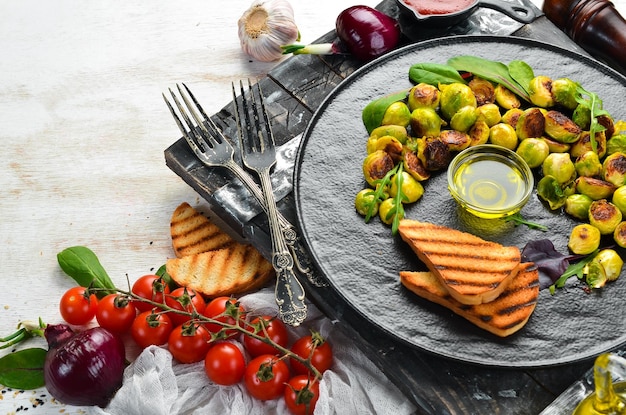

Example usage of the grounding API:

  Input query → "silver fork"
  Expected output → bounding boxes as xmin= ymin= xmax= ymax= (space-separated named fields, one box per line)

xmin=162 ymin=84 xmax=325 ymax=288
xmin=233 ymin=79 xmax=307 ymax=327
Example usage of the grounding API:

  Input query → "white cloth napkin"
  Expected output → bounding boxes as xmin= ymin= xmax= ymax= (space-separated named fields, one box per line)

xmin=88 ymin=288 xmax=417 ymax=415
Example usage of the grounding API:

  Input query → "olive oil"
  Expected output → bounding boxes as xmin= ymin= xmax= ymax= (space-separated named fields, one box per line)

xmin=452 ymin=157 xmax=527 ymax=218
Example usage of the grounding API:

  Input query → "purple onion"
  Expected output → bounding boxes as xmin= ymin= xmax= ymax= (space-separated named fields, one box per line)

xmin=335 ymin=6 xmax=401 ymax=61
xmin=44 ymin=324 xmax=125 ymax=408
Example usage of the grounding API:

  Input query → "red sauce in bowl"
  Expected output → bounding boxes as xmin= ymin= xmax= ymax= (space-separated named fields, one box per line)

xmin=401 ymin=0 xmax=476 ymax=15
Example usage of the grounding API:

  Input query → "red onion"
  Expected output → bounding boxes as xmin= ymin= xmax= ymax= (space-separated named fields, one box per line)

xmin=281 ymin=5 xmax=401 ymax=61
xmin=335 ymin=5 xmax=401 ymax=61
xmin=44 ymin=324 xmax=125 ymax=408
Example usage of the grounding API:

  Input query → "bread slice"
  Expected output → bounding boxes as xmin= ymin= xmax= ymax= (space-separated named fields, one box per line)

xmin=398 ymin=219 xmax=521 ymax=305
xmin=166 ymin=244 xmax=275 ymax=298
xmin=400 ymin=262 xmax=539 ymax=337
xmin=170 ymin=202 xmax=237 ymax=258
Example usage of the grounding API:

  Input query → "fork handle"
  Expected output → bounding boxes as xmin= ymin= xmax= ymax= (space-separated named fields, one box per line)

xmin=273 ymin=253 xmax=308 ymax=327
xmin=226 ymin=160 xmax=325 ymax=287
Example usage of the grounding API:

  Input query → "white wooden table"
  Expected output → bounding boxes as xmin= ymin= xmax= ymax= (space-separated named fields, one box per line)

xmin=1 ymin=0 xmax=624 ymax=413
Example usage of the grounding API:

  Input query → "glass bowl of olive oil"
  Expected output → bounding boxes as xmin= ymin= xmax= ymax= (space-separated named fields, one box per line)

xmin=447 ymin=144 xmax=533 ymax=219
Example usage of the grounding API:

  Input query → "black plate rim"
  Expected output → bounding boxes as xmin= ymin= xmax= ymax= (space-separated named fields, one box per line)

xmin=293 ymin=34 xmax=626 ymax=368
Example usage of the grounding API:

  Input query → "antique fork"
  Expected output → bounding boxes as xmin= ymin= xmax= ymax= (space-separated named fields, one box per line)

xmin=233 ymin=79 xmax=307 ymax=327
xmin=162 ymin=84 xmax=325 ymax=288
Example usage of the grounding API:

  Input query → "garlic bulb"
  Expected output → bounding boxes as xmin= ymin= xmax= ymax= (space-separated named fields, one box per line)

xmin=238 ymin=0 xmax=300 ymax=62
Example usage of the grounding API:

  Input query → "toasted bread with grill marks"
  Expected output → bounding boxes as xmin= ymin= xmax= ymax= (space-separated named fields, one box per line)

xmin=398 ymin=219 xmax=521 ymax=305
xmin=170 ymin=202 xmax=237 ymax=258
xmin=166 ymin=243 xmax=275 ymax=298
xmin=400 ymin=262 xmax=539 ymax=337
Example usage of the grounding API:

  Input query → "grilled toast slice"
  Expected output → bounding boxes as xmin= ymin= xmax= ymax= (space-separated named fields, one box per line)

xmin=170 ymin=202 xmax=237 ymax=258
xmin=166 ymin=244 xmax=275 ymax=298
xmin=398 ymin=219 xmax=521 ymax=305
xmin=400 ymin=262 xmax=539 ymax=337
xmin=167 ymin=202 xmax=275 ymax=297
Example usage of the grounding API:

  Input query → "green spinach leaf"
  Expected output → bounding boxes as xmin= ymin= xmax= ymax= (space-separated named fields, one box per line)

xmin=408 ymin=62 xmax=466 ymax=86
xmin=362 ymin=90 xmax=409 ymax=134
xmin=0 ymin=348 xmax=46 ymax=389
xmin=447 ymin=55 xmax=530 ymax=102
xmin=57 ymin=246 xmax=116 ymax=297
xmin=508 ymin=60 xmax=534 ymax=93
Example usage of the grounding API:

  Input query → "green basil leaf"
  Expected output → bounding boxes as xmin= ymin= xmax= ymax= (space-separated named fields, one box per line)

xmin=0 ymin=348 xmax=46 ymax=389
xmin=57 ymin=246 xmax=116 ymax=297
xmin=508 ymin=60 xmax=534 ymax=94
xmin=447 ymin=55 xmax=530 ymax=102
xmin=361 ymin=90 xmax=408 ymax=134
xmin=408 ymin=62 xmax=466 ymax=86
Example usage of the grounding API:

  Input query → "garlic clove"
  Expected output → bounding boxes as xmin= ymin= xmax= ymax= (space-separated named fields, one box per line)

xmin=238 ymin=0 xmax=300 ymax=62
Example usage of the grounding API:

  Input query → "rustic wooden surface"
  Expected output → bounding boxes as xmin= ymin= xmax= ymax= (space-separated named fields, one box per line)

xmin=2 ymin=0 xmax=626 ymax=414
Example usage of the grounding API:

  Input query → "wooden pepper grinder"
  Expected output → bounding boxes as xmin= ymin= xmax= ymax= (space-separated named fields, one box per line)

xmin=543 ymin=0 xmax=626 ymax=75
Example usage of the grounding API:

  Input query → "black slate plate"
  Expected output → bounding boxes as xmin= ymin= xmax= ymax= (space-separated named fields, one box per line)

xmin=293 ymin=35 xmax=626 ymax=368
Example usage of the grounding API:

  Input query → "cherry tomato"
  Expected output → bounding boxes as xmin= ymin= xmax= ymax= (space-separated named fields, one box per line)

xmin=290 ymin=332 xmax=333 ymax=376
xmin=201 ymin=296 xmax=244 ymax=339
xmin=284 ymin=375 xmax=320 ymax=415
xmin=243 ymin=315 xmax=289 ymax=357
xmin=131 ymin=310 xmax=173 ymax=348
xmin=59 ymin=286 xmax=98 ymax=325
xmin=168 ymin=323 xmax=211 ymax=364
xmin=203 ymin=342 xmax=245 ymax=385
xmin=244 ymin=354 xmax=290 ymax=401
xmin=165 ymin=287 xmax=206 ymax=327
xmin=131 ymin=274 xmax=171 ymax=312
xmin=96 ymin=294 xmax=136 ymax=333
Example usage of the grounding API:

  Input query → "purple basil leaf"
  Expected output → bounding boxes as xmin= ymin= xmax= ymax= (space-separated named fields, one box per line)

xmin=521 ymin=239 xmax=570 ymax=289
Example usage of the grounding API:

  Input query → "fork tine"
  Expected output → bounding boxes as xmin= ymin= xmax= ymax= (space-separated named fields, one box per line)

xmin=177 ymin=83 xmax=228 ymax=148
xmin=162 ymin=90 xmax=193 ymax=141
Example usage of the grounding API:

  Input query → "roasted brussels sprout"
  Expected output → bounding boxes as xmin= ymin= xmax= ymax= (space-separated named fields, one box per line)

xmin=541 ymin=136 xmax=571 ymax=153
xmin=537 ymin=175 xmax=568 ymax=210
xmin=381 ymin=101 xmax=411 ymax=128
xmin=475 ymin=103 xmax=501 ymax=127
xmin=602 ymin=152 xmax=626 ymax=186
xmin=516 ymin=107 xmax=545 ymax=140
xmin=542 ymin=152 xmax=576 ymax=185
xmin=389 ymin=171 xmax=424 ymax=203
xmin=550 ymin=78 xmax=580 ymax=110
xmin=584 ymin=260 xmax=607 ymax=289
xmin=568 ymin=223 xmax=601 ymax=255
xmin=516 ymin=138 xmax=549 ymax=168
xmin=369 ymin=124 xmax=408 ymax=144
xmin=402 ymin=149 xmax=430 ymax=181
xmin=439 ymin=129 xmax=471 ymax=152
xmin=501 ymin=108 xmax=524 ymax=128
xmin=489 ymin=123 xmax=518 ymax=150
xmin=575 ymin=176 xmax=616 ymax=200
xmin=420 ymin=137 xmax=452 ymax=171
xmin=589 ymin=199 xmax=622 ymax=235
xmin=355 ymin=189 xmax=378 ymax=216
xmin=494 ymin=84 xmax=521 ymax=110
xmin=528 ymin=76 xmax=555 ymax=108
xmin=363 ymin=150 xmax=394 ymax=187
xmin=366 ymin=135 xmax=403 ymax=161
xmin=613 ymin=221 xmax=626 ymax=248
xmin=616 ymin=120 xmax=626 ymax=135
xmin=410 ymin=107 xmax=444 ymax=138
xmin=594 ymin=249 xmax=623 ymax=281
xmin=564 ymin=193 xmax=593 ymax=220
xmin=612 ymin=185 xmax=626 ymax=215
xmin=407 ymin=83 xmax=440 ymax=111
xmin=575 ymin=151 xmax=603 ymax=178
xmin=598 ymin=114 xmax=615 ymax=140
xmin=570 ymin=131 xmax=607 ymax=159
xmin=439 ymin=83 xmax=477 ymax=120
xmin=450 ymin=105 xmax=477 ymax=132
xmin=379 ymin=197 xmax=402 ymax=225
xmin=607 ymin=134 xmax=626 ymax=155
xmin=544 ymin=110 xmax=581 ymax=143
xmin=572 ymin=104 xmax=591 ymax=130
xmin=469 ymin=77 xmax=495 ymax=106
xmin=469 ymin=120 xmax=490 ymax=146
